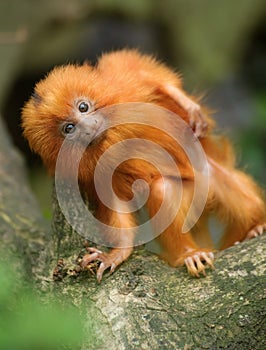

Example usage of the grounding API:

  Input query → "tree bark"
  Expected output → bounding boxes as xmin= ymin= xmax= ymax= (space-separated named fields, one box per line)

xmin=52 ymin=188 xmax=266 ymax=350
xmin=1 ymin=113 xmax=265 ymax=349
xmin=0 ymin=115 xmax=50 ymax=281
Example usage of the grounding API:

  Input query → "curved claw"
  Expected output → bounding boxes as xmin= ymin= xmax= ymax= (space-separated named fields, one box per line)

xmin=184 ymin=251 xmax=215 ymax=277
xmin=200 ymin=252 xmax=215 ymax=269
xmin=80 ymin=248 xmax=103 ymax=268
xmin=96 ymin=260 xmax=121 ymax=282
xmin=86 ymin=247 xmax=103 ymax=254
xmin=80 ymin=247 xmax=132 ymax=282
xmin=97 ymin=262 xmax=108 ymax=282
xmin=244 ymin=223 xmax=266 ymax=241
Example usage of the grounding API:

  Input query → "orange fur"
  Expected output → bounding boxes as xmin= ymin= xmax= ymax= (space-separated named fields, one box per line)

xmin=22 ymin=49 xmax=266 ymax=281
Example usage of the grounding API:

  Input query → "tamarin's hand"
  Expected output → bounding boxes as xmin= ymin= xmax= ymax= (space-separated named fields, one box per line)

xmin=22 ymin=49 xmax=266 ymax=281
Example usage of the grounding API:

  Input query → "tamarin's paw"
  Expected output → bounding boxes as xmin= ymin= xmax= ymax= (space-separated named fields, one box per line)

xmin=244 ymin=223 xmax=266 ymax=241
xmin=80 ymin=247 xmax=131 ymax=282
xmin=165 ymin=84 xmax=209 ymax=137
xmin=187 ymin=104 xmax=209 ymax=138
xmin=80 ymin=247 xmax=115 ymax=282
xmin=178 ymin=250 xmax=215 ymax=277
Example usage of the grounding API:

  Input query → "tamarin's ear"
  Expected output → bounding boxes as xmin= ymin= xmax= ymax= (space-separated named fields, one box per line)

xmin=157 ymin=83 xmax=210 ymax=137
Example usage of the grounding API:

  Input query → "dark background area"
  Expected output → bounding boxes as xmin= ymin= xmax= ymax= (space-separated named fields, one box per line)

xmin=0 ymin=0 xmax=265 ymax=217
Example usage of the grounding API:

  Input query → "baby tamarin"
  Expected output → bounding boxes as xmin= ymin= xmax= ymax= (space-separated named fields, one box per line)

xmin=22 ymin=49 xmax=266 ymax=281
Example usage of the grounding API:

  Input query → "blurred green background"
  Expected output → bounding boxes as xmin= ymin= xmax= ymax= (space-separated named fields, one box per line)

xmin=0 ymin=257 xmax=101 ymax=349
xmin=0 ymin=0 xmax=265 ymax=217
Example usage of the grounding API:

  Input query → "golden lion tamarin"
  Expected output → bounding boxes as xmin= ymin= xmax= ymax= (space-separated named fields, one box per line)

xmin=22 ymin=49 xmax=266 ymax=281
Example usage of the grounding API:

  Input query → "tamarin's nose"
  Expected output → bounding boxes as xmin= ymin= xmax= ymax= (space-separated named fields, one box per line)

xmin=79 ymin=118 xmax=101 ymax=133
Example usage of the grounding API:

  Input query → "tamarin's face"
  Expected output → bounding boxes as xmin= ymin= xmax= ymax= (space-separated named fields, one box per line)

xmin=22 ymin=65 xmax=100 ymax=166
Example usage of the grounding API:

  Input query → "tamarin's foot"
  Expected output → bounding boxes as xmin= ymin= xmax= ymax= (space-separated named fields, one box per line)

xmin=184 ymin=251 xmax=215 ymax=277
xmin=80 ymin=247 xmax=132 ymax=282
xmin=172 ymin=249 xmax=215 ymax=277
xmin=244 ymin=223 xmax=266 ymax=241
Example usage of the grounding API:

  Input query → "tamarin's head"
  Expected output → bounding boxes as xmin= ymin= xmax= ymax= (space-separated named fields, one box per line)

xmin=22 ymin=64 xmax=99 ymax=169
xmin=22 ymin=50 xmax=186 ymax=171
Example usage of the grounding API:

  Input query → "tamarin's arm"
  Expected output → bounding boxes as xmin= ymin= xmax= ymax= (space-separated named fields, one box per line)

xmin=97 ymin=49 xmax=211 ymax=137
xmin=162 ymin=83 xmax=209 ymax=137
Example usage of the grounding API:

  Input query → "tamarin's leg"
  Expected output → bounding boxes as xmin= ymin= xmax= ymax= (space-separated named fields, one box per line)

xmin=191 ymin=212 xmax=214 ymax=249
xmin=81 ymin=203 xmax=136 ymax=282
xmin=209 ymin=160 xmax=266 ymax=249
xmin=147 ymin=177 xmax=214 ymax=277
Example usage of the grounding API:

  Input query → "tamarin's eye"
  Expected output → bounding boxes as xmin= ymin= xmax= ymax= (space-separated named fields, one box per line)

xmin=63 ymin=123 xmax=76 ymax=134
xmin=78 ymin=101 xmax=89 ymax=113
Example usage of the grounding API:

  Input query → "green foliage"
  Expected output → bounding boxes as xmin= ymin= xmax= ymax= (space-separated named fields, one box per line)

xmin=254 ymin=92 xmax=266 ymax=127
xmin=29 ymin=166 xmax=53 ymax=219
xmin=237 ymin=92 xmax=266 ymax=185
xmin=0 ymin=262 xmax=98 ymax=350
